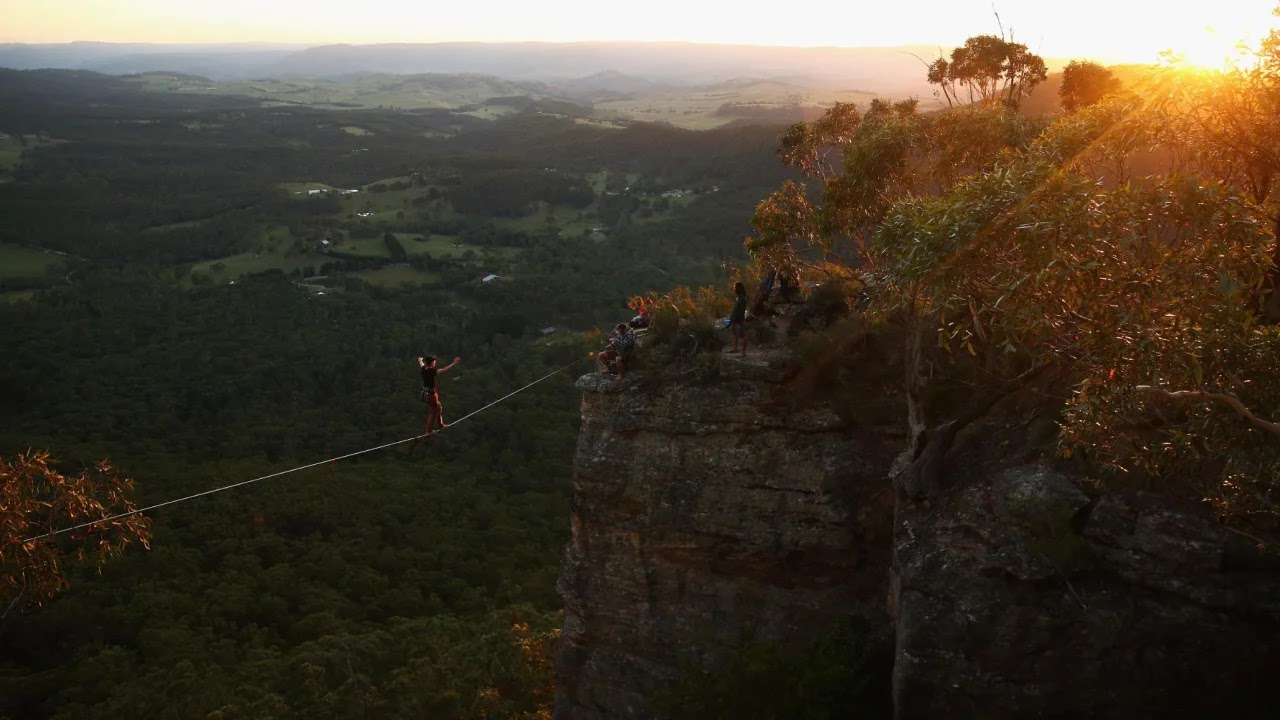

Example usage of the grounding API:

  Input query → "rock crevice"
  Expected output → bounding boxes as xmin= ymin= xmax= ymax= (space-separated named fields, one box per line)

xmin=556 ymin=362 xmax=1280 ymax=719
xmin=892 ymin=465 xmax=1280 ymax=719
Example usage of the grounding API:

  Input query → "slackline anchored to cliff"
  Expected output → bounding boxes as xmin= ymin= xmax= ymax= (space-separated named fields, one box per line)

xmin=21 ymin=357 xmax=588 ymax=544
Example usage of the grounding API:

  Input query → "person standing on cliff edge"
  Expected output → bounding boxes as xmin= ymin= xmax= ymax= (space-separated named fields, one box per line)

xmin=418 ymin=354 xmax=461 ymax=436
xmin=728 ymin=281 xmax=748 ymax=356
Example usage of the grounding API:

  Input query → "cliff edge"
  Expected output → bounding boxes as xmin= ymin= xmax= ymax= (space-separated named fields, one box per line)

xmin=555 ymin=353 xmax=900 ymax=718
xmin=555 ymin=350 xmax=1280 ymax=719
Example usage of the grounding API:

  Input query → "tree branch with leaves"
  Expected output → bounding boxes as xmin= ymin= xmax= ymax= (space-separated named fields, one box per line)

xmin=748 ymin=26 xmax=1280 ymax=527
xmin=1 ymin=451 xmax=151 ymax=621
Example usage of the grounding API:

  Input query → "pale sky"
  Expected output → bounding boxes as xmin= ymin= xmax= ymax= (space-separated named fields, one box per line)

xmin=3 ymin=0 xmax=1276 ymax=64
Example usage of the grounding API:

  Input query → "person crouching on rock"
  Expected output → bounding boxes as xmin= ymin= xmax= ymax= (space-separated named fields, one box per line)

xmin=629 ymin=298 xmax=652 ymax=329
xmin=598 ymin=323 xmax=636 ymax=379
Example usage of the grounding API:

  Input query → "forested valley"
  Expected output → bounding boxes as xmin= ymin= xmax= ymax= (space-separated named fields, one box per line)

xmin=0 ymin=69 xmax=791 ymax=719
xmin=9 ymin=17 xmax=1280 ymax=716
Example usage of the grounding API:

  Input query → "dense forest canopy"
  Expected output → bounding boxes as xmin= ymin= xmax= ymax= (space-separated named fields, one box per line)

xmin=0 ymin=66 xmax=793 ymax=719
xmin=6 ymin=8 xmax=1280 ymax=715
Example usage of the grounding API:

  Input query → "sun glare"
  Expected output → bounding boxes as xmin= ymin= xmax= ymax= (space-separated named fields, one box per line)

xmin=1172 ymin=32 xmax=1254 ymax=70
xmin=2 ymin=0 xmax=1278 ymax=64
xmin=1164 ymin=25 xmax=1260 ymax=71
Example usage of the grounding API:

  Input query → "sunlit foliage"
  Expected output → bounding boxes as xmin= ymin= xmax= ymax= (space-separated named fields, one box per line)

xmin=927 ymin=34 xmax=1049 ymax=109
xmin=1059 ymin=60 xmax=1123 ymax=112
xmin=749 ymin=16 xmax=1280 ymax=530
xmin=1 ymin=451 xmax=151 ymax=619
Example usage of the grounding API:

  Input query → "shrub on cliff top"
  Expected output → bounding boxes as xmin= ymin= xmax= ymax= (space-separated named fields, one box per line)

xmin=640 ymin=285 xmax=731 ymax=363
xmin=745 ymin=25 xmax=1280 ymax=531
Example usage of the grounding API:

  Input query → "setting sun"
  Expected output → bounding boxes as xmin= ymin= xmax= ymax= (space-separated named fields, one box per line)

xmin=1163 ymin=23 xmax=1262 ymax=69
xmin=4 ymin=0 xmax=1280 ymax=715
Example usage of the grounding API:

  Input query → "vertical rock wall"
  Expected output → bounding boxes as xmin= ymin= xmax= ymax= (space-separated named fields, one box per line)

xmin=553 ymin=359 xmax=899 ymax=719
xmin=555 ymin=358 xmax=1280 ymax=719
xmin=892 ymin=465 xmax=1280 ymax=720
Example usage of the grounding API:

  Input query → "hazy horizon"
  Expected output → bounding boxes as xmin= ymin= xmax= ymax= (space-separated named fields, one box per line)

xmin=4 ymin=0 xmax=1276 ymax=67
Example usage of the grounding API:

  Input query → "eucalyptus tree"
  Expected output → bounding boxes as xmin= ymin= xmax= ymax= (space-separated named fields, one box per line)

xmin=1 ymin=451 xmax=151 ymax=621
xmin=927 ymin=34 xmax=1048 ymax=109
xmin=1059 ymin=60 xmax=1123 ymax=111
xmin=749 ymin=24 xmax=1280 ymax=530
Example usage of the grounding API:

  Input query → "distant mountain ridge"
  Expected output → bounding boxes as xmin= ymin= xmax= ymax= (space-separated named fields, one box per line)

xmin=560 ymin=70 xmax=659 ymax=94
xmin=0 ymin=40 xmax=950 ymax=96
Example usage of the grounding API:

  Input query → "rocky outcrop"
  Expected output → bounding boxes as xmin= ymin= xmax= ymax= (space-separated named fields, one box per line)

xmin=892 ymin=465 xmax=1280 ymax=719
xmin=554 ymin=354 xmax=901 ymax=719
xmin=557 ymin=354 xmax=1280 ymax=719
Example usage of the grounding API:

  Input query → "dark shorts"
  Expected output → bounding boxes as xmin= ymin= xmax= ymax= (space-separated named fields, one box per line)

xmin=731 ymin=321 xmax=746 ymax=338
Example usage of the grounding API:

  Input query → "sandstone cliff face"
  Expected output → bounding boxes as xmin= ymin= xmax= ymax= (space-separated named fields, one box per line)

xmin=556 ymin=356 xmax=1280 ymax=719
xmin=554 ymin=355 xmax=899 ymax=719
xmin=892 ymin=465 xmax=1280 ymax=719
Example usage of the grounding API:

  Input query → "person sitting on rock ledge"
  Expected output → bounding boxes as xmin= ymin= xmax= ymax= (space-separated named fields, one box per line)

xmin=598 ymin=323 xmax=636 ymax=379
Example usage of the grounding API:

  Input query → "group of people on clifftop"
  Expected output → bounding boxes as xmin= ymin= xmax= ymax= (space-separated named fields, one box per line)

xmin=595 ymin=269 xmax=800 ymax=377
xmin=412 ymin=271 xmax=801 ymax=436
xmin=592 ymin=269 xmax=802 ymax=378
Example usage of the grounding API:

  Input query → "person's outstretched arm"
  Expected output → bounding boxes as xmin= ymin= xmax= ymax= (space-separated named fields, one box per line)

xmin=437 ymin=356 xmax=462 ymax=375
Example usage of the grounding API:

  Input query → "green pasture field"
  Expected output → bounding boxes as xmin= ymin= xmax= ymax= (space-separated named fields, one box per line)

xmin=572 ymin=117 xmax=628 ymax=130
xmin=414 ymin=234 xmax=520 ymax=260
xmin=0 ymin=132 xmax=61 ymax=177
xmin=188 ymin=227 xmax=319 ymax=281
xmin=585 ymin=171 xmax=639 ymax=192
xmin=335 ymin=236 xmax=392 ymax=258
xmin=338 ymin=233 xmax=499 ymax=261
xmin=594 ymin=82 xmax=885 ymax=130
xmin=0 ymin=244 xmax=62 ymax=278
xmin=132 ymin=74 xmax=551 ymax=112
xmin=343 ymin=188 xmax=419 ymax=214
xmin=180 ymin=120 xmax=223 ymax=132
xmin=489 ymin=204 xmax=597 ymax=236
xmin=279 ymin=181 xmax=347 ymax=195
xmin=192 ymin=249 xmax=322 ymax=281
xmin=129 ymin=70 xmax=945 ymax=130
xmin=427 ymin=196 xmax=603 ymax=239
xmin=0 ymin=289 xmax=39 ymax=304
xmin=126 ymin=74 xmax=221 ymax=94
xmin=459 ymin=106 xmax=519 ymax=120
xmin=408 ymin=234 xmax=472 ymax=259
xmin=354 ymin=264 xmax=442 ymax=288
xmin=0 ymin=147 xmax=20 ymax=173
